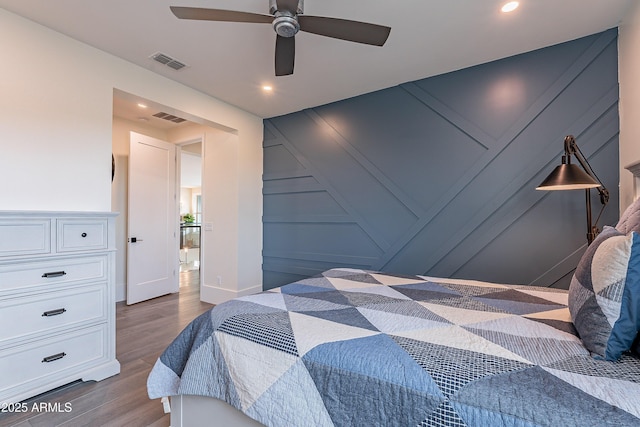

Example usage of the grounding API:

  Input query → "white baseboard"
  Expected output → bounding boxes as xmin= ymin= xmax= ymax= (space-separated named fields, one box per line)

xmin=200 ymin=283 xmax=262 ymax=305
xmin=116 ymin=281 xmax=261 ymax=304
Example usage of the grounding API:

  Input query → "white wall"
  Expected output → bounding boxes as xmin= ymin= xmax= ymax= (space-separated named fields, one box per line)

xmin=180 ymin=187 xmax=193 ymax=215
xmin=180 ymin=151 xmax=202 ymax=189
xmin=619 ymin=1 xmax=640 ymax=210
xmin=0 ymin=9 xmax=113 ymax=211
xmin=0 ymin=9 xmax=264 ymax=301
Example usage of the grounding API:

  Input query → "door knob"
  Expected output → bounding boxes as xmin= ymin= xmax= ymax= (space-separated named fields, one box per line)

xmin=129 ymin=237 xmax=144 ymax=243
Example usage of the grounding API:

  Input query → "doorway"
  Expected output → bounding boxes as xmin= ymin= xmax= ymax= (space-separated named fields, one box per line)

xmin=178 ymin=141 xmax=203 ymax=289
xmin=112 ymin=88 xmax=263 ymax=306
xmin=112 ymin=91 xmax=205 ymax=303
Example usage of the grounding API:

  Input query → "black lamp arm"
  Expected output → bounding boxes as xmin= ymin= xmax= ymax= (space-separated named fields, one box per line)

xmin=564 ymin=135 xmax=609 ymax=206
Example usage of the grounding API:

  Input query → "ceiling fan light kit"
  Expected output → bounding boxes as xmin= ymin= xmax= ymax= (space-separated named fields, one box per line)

xmin=273 ymin=13 xmax=300 ymax=38
xmin=170 ymin=0 xmax=391 ymax=76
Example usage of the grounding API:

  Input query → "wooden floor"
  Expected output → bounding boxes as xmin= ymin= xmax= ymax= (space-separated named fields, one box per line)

xmin=1 ymin=270 xmax=213 ymax=427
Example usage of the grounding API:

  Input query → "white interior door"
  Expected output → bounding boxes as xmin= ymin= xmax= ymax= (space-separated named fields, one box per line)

xmin=127 ymin=132 xmax=178 ymax=304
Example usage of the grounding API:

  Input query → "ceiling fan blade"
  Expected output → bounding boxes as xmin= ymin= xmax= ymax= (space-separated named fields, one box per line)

xmin=276 ymin=0 xmax=301 ymax=13
xmin=170 ymin=6 xmax=273 ymax=24
xmin=298 ymin=16 xmax=391 ymax=46
xmin=275 ymin=35 xmax=295 ymax=76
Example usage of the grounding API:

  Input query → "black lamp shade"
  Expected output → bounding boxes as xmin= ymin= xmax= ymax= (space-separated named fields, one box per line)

xmin=536 ymin=163 xmax=600 ymax=191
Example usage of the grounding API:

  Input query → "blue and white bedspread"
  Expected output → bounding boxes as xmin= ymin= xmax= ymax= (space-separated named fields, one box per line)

xmin=147 ymin=268 xmax=640 ymax=426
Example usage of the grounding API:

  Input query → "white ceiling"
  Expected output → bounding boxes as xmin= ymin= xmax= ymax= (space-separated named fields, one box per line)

xmin=0 ymin=0 xmax=633 ymax=119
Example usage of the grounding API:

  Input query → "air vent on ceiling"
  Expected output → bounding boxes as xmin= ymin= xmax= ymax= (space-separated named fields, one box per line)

xmin=150 ymin=52 xmax=188 ymax=71
xmin=153 ymin=112 xmax=187 ymax=124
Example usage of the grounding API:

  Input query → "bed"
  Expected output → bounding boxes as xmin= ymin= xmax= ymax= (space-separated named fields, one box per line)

xmin=148 ymin=197 xmax=640 ymax=426
xmin=148 ymin=258 xmax=640 ymax=426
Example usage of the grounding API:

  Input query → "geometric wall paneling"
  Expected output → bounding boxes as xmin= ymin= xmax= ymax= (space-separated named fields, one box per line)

xmin=381 ymin=30 xmax=619 ymax=277
xmin=263 ymin=121 xmax=387 ymax=287
xmin=263 ymin=29 xmax=619 ymax=290
xmin=266 ymin=115 xmax=418 ymax=246
xmin=435 ymin=91 xmax=620 ymax=288
xmin=396 ymin=88 xmax=620 ymax=284
xmin=447 ymin=104 xmax=620 ymax=288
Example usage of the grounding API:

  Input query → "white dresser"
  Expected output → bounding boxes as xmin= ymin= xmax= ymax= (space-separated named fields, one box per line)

xmin=0 ymin=211 xmax=120 ymax=403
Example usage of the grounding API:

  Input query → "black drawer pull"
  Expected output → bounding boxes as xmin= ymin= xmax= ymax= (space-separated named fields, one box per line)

xmin=42 ymin=271 xmax=67 ymax=278
xmin=42 ymin=308 xmax=67 ymax=317
xmin=81 ymin=232 xmax=87 ymax=237
xmin=42 ymin=352 xmax=66 ymax=363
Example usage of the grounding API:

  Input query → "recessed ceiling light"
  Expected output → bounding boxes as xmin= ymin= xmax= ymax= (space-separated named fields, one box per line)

xmin=137 ymin=103 xmax=148 ymax=109
xmin=262 ymin=85 xmax=273 ymax=92
xmin=501 ymin=1 xmax=519 ymax=13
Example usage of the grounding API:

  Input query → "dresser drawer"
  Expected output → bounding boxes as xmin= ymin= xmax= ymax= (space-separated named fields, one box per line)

xmin=0 ymin=325 xmax=108 ymax=396
xmin=0 ymin=255 xmax=108 ymax=293
xmin=0 ymin=219 xmax=51 ymax=257
xmin=0 ymin=285 xmax=106 ymax=344
xmin=57 ymin=219 xmax=108 ymax=252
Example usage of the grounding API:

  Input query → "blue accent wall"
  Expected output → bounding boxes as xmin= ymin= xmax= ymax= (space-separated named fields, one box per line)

xmin=263 ymin=29 xmax=620 ymax=290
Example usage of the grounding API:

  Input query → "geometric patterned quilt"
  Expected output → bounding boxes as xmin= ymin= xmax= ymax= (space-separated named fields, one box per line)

xmin=147 ymin=268 xmax=640 ymax=426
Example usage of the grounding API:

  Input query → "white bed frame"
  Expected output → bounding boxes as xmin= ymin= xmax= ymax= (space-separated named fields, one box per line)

xmin=169 ymin=395 xmax=265 ymax=427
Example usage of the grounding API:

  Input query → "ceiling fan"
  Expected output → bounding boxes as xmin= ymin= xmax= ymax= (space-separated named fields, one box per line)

xmin=170 ymin=0 xmax=391 ymax=76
